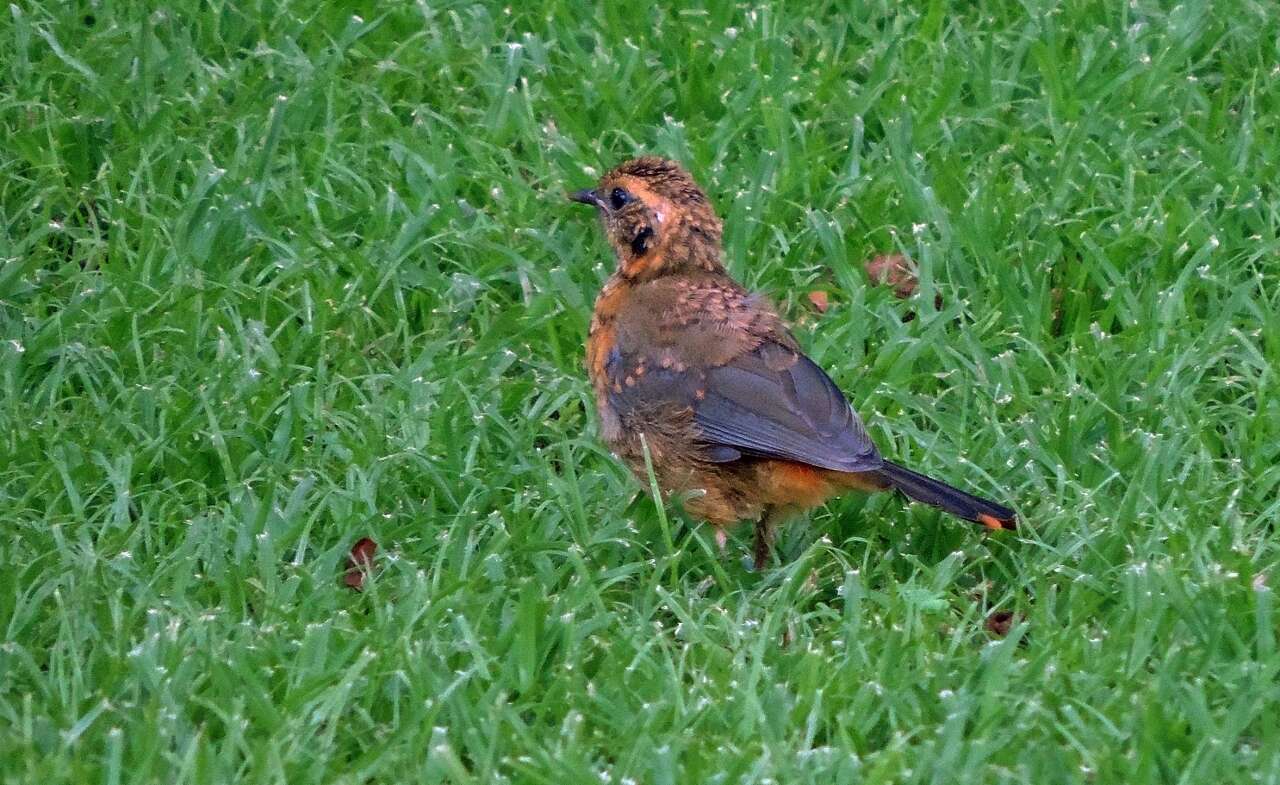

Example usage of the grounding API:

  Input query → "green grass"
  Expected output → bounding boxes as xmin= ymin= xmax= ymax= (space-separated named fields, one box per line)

xmin=3 ymin=0 xmax=1279 ymax=782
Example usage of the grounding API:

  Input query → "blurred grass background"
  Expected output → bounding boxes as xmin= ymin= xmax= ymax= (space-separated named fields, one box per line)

xmin=2 ymin=0 xmax=1278 ymax=782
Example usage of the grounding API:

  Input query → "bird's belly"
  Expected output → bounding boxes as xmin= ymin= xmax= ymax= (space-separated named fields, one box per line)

xmin=596 ymin=406 xmax=759 ymax=526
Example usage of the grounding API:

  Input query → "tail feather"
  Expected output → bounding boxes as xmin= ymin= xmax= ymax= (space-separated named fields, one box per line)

xmin=876 ymin=461 xmax=1016 ymax=530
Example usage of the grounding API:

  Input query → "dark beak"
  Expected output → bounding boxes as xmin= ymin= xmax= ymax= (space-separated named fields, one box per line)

xmin=569 ymin=188 xmax=602 ymax=208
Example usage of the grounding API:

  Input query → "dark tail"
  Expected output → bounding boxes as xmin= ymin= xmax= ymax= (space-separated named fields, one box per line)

xmin=876 ymin=461 xmax=1016 ymax=530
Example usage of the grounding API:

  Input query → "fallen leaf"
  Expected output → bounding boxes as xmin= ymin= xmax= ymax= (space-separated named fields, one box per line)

xmin=985 ymin=610 xmax=1018 ymax=637
xmin=864 ymin=253 xmax=918 ymax=299
xmin=343 ymin=537 xmax=378 ymax=590
xmin=806 ymin=290 xmax=829 ymax=313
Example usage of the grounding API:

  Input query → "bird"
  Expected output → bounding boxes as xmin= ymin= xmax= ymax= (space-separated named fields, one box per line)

xmin=570 ymin=156 xmax=1016 ymax=569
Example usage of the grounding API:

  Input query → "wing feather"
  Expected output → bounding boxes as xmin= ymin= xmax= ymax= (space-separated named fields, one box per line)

xmin=695 ymin=344 xmax=880 ymax=472
xmin=607 ymin=341 xmax=881 ymax=472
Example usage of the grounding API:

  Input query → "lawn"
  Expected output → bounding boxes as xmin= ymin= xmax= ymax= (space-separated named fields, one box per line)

xmin=3 ymin=0 xmax=1279 ymax=782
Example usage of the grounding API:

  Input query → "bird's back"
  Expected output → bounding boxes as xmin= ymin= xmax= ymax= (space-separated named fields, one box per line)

xmin=587 ymin=271 xmax=880 ymax=473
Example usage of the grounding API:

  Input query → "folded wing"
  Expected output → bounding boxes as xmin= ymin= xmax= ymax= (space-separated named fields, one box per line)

xmin=607 ymin=341 xmax=881 ymax=473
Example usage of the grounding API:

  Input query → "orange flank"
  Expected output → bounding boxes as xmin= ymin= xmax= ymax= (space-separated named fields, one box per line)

xmin=764 ymin=462 xmax=834 ymax=508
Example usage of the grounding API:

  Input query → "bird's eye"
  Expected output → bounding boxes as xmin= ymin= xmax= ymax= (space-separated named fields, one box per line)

xmin=610 ymin=188 xmax=631 ymax=210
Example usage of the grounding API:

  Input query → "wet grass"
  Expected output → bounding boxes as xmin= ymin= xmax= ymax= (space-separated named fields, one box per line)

xmin=2 ymin=1 xmax=1278 ymax=782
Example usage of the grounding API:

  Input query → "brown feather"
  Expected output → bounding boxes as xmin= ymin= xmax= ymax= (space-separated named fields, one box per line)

xmin=574 ymin=157 xmax=1015 ymax=558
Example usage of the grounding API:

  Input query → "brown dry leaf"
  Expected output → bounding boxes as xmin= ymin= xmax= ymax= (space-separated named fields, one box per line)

xmin=806 ymin=290 xmax=830 ymax=313
xmin=343 ymin=537 xmax=378 ymax=590
xmin=985 ymin=610 xmax=1018 ymax=637
xmin=864 ymin=253 xmax=918 ymax=299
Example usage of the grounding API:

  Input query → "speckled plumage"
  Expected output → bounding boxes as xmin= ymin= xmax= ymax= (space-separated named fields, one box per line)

xmin=572 ymin=157 xmax=1015 ymax=567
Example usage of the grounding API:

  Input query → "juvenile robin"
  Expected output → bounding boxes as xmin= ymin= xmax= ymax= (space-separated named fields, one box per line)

xmin=571 ymin=157 xmax=1016 ymax=569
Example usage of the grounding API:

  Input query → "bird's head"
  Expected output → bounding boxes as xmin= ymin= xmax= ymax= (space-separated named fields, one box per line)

xmin=570 ymin=157 xmax=724 ymax=280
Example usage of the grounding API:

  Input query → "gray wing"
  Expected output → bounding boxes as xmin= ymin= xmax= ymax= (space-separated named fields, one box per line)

xmin=607 ymin=341 xmax=882 ymax=472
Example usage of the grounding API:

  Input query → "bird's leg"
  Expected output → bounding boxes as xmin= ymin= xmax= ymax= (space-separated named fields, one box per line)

xmin=753 ymin=507 xmax=776 ymax=571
